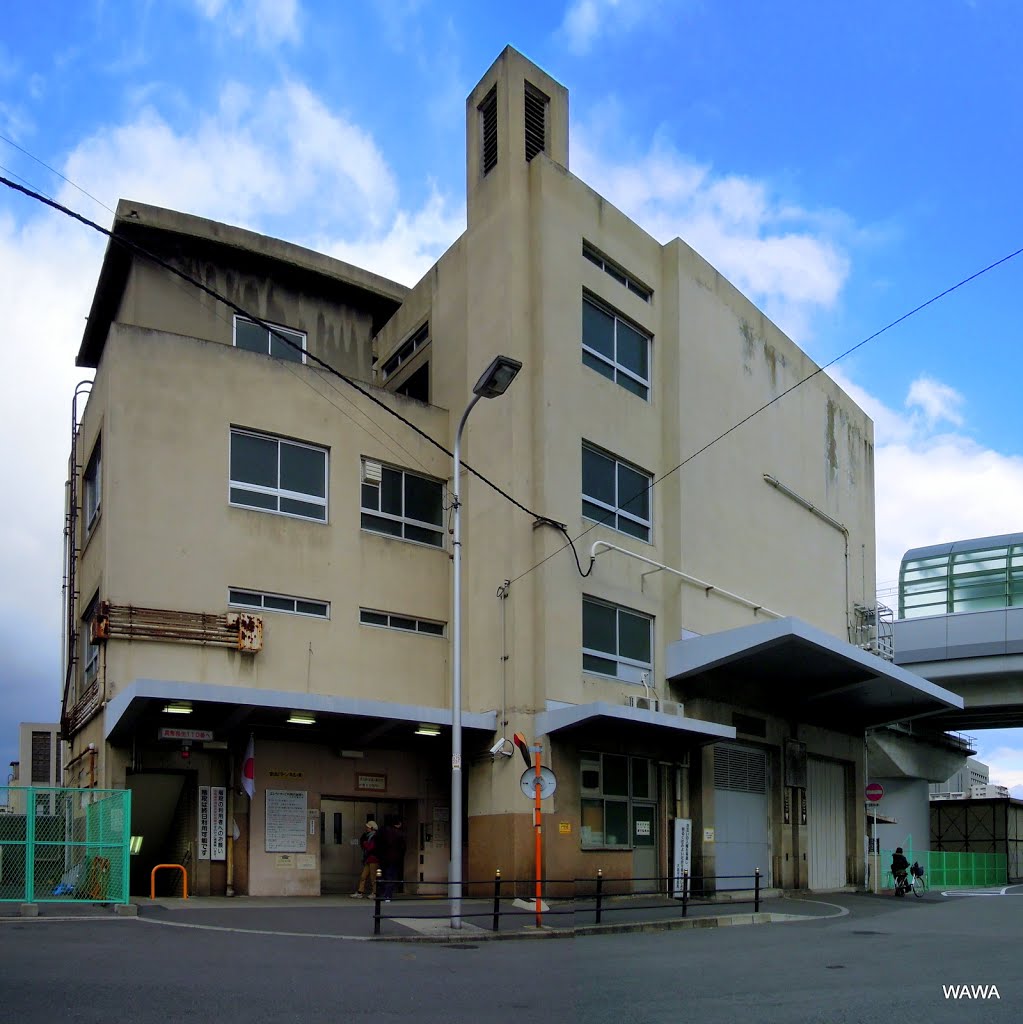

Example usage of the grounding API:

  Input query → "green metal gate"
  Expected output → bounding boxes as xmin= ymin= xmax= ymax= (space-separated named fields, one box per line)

xmin=0 ymin=787 xmax=131 ymax=904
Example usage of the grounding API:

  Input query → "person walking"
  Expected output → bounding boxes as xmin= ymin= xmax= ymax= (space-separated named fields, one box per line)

xmin=352 ymin=820 xmax=379 ymax=898
xmin=377 ymin=815 xmax=406 ymax=903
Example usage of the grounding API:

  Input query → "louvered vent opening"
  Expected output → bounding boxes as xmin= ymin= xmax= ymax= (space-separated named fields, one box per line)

xmin=713 ymin=745 xmax=767 ymax=794
xmin=524 ymin=82 xmax=548 ymax=162
xmin=480 ymin=87 xmax=498 ymax=176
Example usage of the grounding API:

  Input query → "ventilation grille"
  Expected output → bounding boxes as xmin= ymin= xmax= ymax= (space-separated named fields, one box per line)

xmin=480 ymin=87 xmax=498 ymax=176
xmin=713 ymin=745 xmax=767 ymax=794
xmin=524 ymin=83 xmax=548 ymax=162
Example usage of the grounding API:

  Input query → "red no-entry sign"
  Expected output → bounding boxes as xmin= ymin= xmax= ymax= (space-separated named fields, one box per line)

xmin=865 ymin=782 xmax=884 ymax=803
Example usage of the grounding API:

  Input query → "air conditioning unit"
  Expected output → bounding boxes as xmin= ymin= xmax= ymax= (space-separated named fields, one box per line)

xmin=659 ymin=700 xmax=684 ymax=718
xmin=362 ymin=459 xmax=382 ymax=483
xmin=627 ymin=695 xmax=658 ymax=712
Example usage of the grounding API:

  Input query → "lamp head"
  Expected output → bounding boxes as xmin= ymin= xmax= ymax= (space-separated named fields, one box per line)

xmin=472 ymin=355 xmax=522 ymax=399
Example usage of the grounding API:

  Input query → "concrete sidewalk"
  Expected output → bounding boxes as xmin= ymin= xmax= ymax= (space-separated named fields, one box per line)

xmin=0 ymin=890 xmax=843 ymax=940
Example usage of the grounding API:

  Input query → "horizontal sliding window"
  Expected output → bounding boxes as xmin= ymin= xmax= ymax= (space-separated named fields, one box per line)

xmin=382 ymin=323 xmax=429 ymax=379
xmin=582 ymin=295 xmax=651 ymax=400
xmin=229 ymin=588 xmax=329 ymax=619
xmin=583 ymin=596 xmax=652 ymax=683
xmin=361 ymin=460 xmax=444 ymax=547
xmin=234 ymin=316 xmax=306 ymax=363
xmin=582 ymin=443 xmax=651 ymax=541
xmin=230 ymin=429 xmax=328 ymax=522
xmin=582 ymin=242 xmax=652 ymax=301
xmin=359 ymin=608 xmax=445 ymax=636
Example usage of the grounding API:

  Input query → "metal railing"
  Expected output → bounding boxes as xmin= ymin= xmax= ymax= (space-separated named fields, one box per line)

xmin=369 ymin=869 xmax=764 ymax=935
xmin=0 ymin=787 xmax=131 ymax=904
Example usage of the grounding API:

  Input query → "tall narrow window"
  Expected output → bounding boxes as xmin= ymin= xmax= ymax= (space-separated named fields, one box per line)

xmin=479 ymin=87 xmax=498 ymax=176
xmin=83 ymin=440 xmax=101 ymax=535
xmin=81 ymin=593 xmax=100 ymax=690
xmin=524 ymin=82 xmax=548 ymax=162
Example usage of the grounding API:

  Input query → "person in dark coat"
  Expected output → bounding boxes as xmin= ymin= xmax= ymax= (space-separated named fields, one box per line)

xmin=891 ymin=846 xmax=909 ymax=890
xmin=377 ymin=816 xmax=406 ymax=902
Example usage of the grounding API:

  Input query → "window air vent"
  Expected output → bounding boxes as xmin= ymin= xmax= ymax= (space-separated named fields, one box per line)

xmin=713 ymin=745 xmax=767 ymax=794
xmin=524 ymin=82 xmax=548 ymax=162
xmin=362 ymin=460 xmax=382 ymax=484
xmin=480 ymin=87 xmax=498 ymax=176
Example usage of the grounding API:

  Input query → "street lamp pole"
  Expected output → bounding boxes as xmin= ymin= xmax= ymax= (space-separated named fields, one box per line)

xmin=450 ymin=355 xmax=522 ymax=930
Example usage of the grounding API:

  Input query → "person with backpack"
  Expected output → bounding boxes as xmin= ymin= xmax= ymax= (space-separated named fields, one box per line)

xmin=352 ymin=820 xmax=379 ymax=898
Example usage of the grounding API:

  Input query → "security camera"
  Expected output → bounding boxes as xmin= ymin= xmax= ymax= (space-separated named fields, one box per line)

xmin=490 ymin=738 xmax=512 ymax=757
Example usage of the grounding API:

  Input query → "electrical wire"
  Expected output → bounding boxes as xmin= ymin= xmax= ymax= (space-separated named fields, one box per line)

xmin=0 ymin=131 xmax=114 ymax=215
xmin=507 ymin=242 xmax=1023 ymax=586
xmin=0 ymin=174 xmax=563 ymax=531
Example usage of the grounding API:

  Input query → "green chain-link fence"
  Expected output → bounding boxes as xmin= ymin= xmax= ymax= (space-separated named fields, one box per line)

xmin=0 ymin=788 xmax=131 ymax=904
xmin=881 ymin=847 xmax=1007 ymax=889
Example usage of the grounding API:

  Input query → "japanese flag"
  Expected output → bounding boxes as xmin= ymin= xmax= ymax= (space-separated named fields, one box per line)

xmin=242 ymin=734 xmax=255 ymax=800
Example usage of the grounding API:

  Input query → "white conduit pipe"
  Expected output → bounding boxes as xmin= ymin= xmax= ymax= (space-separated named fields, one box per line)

xmin=589 ymin=541 xmax=784 ymax=619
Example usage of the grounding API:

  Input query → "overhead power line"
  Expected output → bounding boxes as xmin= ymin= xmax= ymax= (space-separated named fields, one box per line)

xmin=0 ymin=174 xmax=565 ymax=534
xmin=507 ymin=242 xmax=1023 ymax=586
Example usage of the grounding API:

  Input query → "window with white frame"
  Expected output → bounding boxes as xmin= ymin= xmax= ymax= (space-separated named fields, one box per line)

xmin=233 ymin=315 xmax=306 ymax=363
xmin=580 ymin=753 xmax=654 ymax=848
xmin=83 ymin=440 xmax=101 ymax=535
xmin=229 ymin=588 xmax=329 ymax=619
xmin=582 ymin=295 xmax=650 ymax=399
xmin=230 ymin=429 xmax=327 ymax=522
xmin=582 ymin=443 xmax=652 ymax=541
xmin=582 ymin=242 xmax=652 ymax=302
xmin=359 ymin=608 xmax=445 ymax=636
xmin=582 ymin=596 xmax=652 ymax=683
xmin=81 ymin=593 xmax=100 ymax=690
xmin=360 ymin=460 xmax=444 ymax=547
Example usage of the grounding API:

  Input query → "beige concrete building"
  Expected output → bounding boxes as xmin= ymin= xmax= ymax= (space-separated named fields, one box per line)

xmin=59 ymin=47 xmax=961 ymax=898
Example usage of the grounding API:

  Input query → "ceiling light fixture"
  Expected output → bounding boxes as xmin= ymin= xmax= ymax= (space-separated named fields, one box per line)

xmin=162 ymin=702 xmax=193 ymax=714
xmin=287 ymin=712 xmax=316 ymax=725
xmin=415 ymin=723 xmax=441 ymax=737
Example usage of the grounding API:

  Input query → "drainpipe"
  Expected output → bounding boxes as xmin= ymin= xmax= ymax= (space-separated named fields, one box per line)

xmin=762 ymin=475 xmax=850 ymax=641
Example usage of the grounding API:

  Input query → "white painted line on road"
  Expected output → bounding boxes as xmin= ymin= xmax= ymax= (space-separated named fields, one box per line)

xmin=391 ymin=917 xmax=487 ymax=936
xmin=777 ymin=897 xmax=850 ymax=919
xmin=137 ymin=916 xmax=371 ymax=941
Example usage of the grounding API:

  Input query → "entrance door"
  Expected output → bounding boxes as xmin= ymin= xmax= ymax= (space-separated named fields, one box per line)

xmin=807 ymin=758 xmax=847 ymax=890
xmin=319 ymin=799 xmax=401 ymax=895
xmin=713 ymin=744 xmax=770 ymax=889
xmin=632 ymin=804 xmax=657 ymax=892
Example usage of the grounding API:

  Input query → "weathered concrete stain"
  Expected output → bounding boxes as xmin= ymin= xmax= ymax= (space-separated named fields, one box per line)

xmin=825 ymin=398 xmax=839 ymax=479
xmin=740 ymin=320 xmax=756 ymax=376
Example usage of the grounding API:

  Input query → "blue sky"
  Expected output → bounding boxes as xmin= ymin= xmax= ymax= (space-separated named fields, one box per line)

xmin=1 ymin=1 xmax=1021 ymax=790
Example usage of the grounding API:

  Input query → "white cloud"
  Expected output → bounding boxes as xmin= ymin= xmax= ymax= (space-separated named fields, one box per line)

xmin=906 ymin=375 xmax=965 ymax=427
xmin=193 ymin=0 xmax=301 ymax=48
xmin=830 ymin=367 xmax=1023 ymax=589
xmin=560 ymin=0 xmax=652 ymax=55
xmin=982 ymin=747 xmax=1023 ymax=792
xmin=61 ymin=81 xmax=399 ymax=234
xmin=0 ymin=74 xmax=465 ymax=757
xmin=573 ymin=125 xmax=849 ymax=341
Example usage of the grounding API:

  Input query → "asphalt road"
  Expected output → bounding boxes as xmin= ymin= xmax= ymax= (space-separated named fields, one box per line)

xmin=1 ymin=890 xmax=1019 ymax=1023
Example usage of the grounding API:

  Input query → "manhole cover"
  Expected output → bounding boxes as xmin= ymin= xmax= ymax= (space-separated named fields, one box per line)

xmin=825 ymin=965 xmax=845 ymax=970
xmin=443 ymin=944 xmax=479 ymax=950
xmin=851 ymin=930 xmax=888 ymax=936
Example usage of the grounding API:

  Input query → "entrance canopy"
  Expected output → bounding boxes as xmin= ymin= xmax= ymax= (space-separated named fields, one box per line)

xmin=104 ymin=678 xmax=498 ymax=746
xmin=535 ymin=701 xmax=735 ymax=746
xmin=666 ymin=617 xmax=964 ymax=733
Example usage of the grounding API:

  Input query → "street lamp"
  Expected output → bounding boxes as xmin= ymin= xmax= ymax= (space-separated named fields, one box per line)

xmin=450 ymin=354 xmax=522 ymax=930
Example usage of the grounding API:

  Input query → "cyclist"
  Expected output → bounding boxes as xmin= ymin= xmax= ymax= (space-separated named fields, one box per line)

xmin=891 ymin=847 xmax=909 ymax=894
